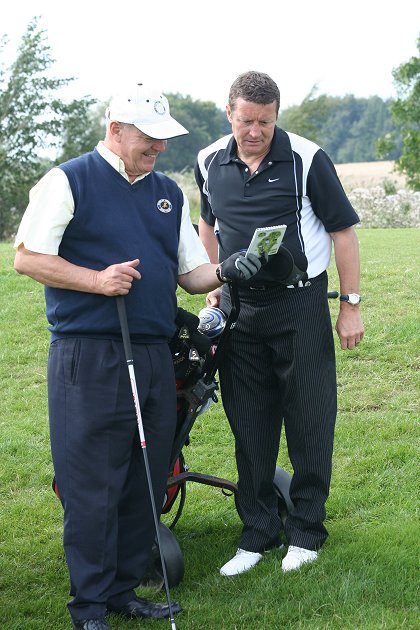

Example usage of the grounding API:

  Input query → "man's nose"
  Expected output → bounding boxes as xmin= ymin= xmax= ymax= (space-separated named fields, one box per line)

xmin=152 ymin=139 xmax=167 ymax=152
xmin=249 ymin=123 xmax=262 ymax=136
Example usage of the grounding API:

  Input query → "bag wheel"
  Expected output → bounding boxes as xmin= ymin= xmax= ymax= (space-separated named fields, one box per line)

xmin=141 ymin=522 xmax=184 ymax=590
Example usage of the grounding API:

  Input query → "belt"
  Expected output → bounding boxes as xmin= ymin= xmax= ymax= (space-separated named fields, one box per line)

xmin=247 ymin=280 xmax=312 ymax=291
xmin=246 ymin=271 xmax=328 ymax=291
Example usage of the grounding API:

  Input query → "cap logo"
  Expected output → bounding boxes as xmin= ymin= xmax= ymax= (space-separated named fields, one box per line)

xmin=154 ymin=100 xmax=166 ymax=116
xmin=157 ymin=199 xmax=172 ymax=213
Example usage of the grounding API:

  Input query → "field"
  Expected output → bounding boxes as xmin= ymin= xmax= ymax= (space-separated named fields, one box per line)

xmin=335 ymin=160 xmax=407 ymax=192
xmin=1 ymin=165 xmax=419 ymax=629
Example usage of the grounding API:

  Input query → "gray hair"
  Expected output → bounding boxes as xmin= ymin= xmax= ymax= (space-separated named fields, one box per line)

xmin=228 ymin=71 xmax=280 ymax=115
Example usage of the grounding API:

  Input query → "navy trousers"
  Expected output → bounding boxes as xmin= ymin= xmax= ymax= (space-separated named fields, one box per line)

xmin=48 ymin=338 xmax=176 ymax=621
xmin=219 ymin=272 xmax=337 ymax=552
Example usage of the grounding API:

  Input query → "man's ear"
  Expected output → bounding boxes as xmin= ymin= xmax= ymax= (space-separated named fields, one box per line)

xmin=109 ymin=120 xmax=123 ymax=141
xmin=226 ymin=104 xmax=233 ymax=123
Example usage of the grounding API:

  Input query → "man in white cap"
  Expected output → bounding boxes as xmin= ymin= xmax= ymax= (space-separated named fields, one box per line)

xmin=14 ymin=83 xmax=264 ymax=630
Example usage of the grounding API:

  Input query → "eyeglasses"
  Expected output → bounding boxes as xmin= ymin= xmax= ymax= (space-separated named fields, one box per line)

xmin=113 ymin=120 xmax=167 ymax=144
xmin=135 ymin=129 xmax=166 ymax=144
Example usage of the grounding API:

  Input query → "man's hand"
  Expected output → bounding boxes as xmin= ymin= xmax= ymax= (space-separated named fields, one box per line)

xmin=217 ymin=252 xmax=267 ymax=284
xmin=95 ymin=259 xmax=141 ymax=296
xmin=206 ymin=287 xmax=222 ymax=307
xmin=335 ymin=306 xmax=364 ymax=350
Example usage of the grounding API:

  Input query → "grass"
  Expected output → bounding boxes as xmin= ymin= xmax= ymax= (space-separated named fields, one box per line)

xmin=0 ymin=229 xmax=419 ymax=629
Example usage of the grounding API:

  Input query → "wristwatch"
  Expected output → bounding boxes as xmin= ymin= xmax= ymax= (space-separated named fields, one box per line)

xmin=339 ymin=293 xmax=361 ymax=305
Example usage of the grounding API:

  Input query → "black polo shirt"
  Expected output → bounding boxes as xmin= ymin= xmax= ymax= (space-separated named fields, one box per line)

xmin=195 ymin=127 xmax=359 ymax=278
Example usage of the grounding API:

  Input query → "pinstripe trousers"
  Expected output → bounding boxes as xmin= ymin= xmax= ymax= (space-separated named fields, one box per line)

xmin=219 ymin=271 xmax=337 ymax=552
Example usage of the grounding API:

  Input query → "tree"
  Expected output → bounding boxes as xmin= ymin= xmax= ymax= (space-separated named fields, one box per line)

xmin=278 ymin=86 xmax=331 ymax=145
xmin=56 ymin=101 xmax=106 ymax=164
xmin=155 ymin=93 xmax=229 ymax=172
xmin=377 ymin=35 xmax=420 ymax=190
xmin=333 ymin=96 xmax=398 ymax=163
xmin=318 ymin=95 xmax=363 ymax=161
xmin=279 ymin=92 xmax=399 ymax=164
xmin=0 ymin=17 xmax=96 ymax=238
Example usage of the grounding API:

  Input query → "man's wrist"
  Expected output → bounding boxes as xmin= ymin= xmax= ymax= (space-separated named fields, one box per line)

xmin=216 ymin=264 xmax=226 ymax=283
xmin=339 ymin=293 xmax=361 ymax=305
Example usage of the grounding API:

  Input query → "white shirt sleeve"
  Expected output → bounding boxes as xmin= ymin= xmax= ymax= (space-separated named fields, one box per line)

xmin=14 ymin=168 xmax=74 ymax=254
xmin=15 ymin=167 xmax=209 ymax=273
xmin=177 ymin=192 xmax=210 ymax=274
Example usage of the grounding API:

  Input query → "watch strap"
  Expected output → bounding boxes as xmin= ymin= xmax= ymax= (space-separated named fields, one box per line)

xmin=340 ymin=293 xmax=361 ymax=304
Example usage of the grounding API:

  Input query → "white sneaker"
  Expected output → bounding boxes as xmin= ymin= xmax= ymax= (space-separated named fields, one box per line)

xmin=220 ymin=548 xmax=263 ymax=576
xmin=281 ymin=545 xmax=318 ymax=572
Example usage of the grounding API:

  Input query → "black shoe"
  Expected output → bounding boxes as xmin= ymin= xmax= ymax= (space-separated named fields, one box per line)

xmin=108 ymin=596 xmax=182 ymax=619
xmin=72 ymin=619 xmax=111 ymax=630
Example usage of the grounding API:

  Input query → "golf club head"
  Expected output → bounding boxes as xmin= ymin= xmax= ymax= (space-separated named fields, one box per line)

xmin=197 ymin=307 xmax=227 ymax=339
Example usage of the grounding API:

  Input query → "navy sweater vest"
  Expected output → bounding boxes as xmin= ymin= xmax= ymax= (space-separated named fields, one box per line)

xmin=45 ymin=149 xmax=183 ymax=341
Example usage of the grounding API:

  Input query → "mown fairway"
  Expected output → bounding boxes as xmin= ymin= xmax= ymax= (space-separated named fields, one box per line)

xmin=0 ymin=228 xmax=419 ymax=629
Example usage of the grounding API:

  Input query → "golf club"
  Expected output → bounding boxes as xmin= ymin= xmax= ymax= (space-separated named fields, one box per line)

xmin=116 ymin=295 xmax=178 ymax=630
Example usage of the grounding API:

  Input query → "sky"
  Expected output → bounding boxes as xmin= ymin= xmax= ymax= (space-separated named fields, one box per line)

xmin=1 ymin=0 xmax=419 ymax=112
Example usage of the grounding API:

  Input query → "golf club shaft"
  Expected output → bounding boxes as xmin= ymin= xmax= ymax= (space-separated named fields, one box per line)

xmin=116 ymin=296 xmax=177 ymax=630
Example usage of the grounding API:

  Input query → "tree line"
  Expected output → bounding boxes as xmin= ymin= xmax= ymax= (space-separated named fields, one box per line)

xmin=0 ymin=18 xmax=418 ymax=239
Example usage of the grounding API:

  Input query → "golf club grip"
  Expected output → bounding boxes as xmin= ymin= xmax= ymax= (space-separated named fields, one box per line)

xmin=116 ymin=296 xmax=133 ymax=362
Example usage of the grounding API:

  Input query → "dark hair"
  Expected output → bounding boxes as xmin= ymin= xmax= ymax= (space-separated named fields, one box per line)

xmin=228 ymin=71 xmax=280 ymax=114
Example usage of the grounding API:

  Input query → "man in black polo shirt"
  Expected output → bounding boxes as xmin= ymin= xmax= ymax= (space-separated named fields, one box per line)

xmin=195 ymin=71 xmax=364 ymax=576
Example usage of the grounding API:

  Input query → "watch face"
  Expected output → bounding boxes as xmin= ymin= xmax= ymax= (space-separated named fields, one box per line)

xmin=348 ymin=294 xmax=360 ymax=305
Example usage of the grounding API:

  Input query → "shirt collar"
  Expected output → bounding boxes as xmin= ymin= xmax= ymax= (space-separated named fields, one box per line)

xmin=96 ymin=142 xmax=150 ymax=183
xmin=219 ymin=127 xmax=293 ymax=165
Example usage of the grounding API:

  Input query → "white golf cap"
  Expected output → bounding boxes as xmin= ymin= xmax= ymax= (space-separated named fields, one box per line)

xmin=105 ymin=82 xmax=189 ymax=140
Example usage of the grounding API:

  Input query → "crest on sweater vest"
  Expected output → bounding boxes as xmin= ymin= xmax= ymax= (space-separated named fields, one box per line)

xmin=157 ymin=198 xmax=172 ymax=213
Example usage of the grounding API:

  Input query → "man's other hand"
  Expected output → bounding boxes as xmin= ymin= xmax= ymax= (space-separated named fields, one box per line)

xmin=217 ymin=252 xmax=267 ymax=283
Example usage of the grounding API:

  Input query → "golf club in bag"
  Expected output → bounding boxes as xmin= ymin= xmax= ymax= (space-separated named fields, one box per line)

xmin=116 ymin=295 xmax=178 ymax=630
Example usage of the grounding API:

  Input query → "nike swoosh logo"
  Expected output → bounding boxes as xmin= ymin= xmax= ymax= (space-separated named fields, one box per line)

xmin=268 ymin=178 xmax=279 ymax=182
